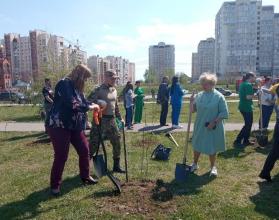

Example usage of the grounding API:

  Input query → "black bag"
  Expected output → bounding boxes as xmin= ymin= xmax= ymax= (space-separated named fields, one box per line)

xmin=256 ymin=134 xmax=268 ymax=147
xmin=151 ymin=144 xmax=172 ymax=161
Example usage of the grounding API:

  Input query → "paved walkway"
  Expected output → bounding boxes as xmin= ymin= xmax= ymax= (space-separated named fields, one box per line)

xmin=0 ymin=121 xmax=275 ymax=132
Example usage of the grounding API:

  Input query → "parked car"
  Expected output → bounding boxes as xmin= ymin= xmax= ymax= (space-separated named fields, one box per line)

xmin=215 ymin=87 xmax=232 ymax=96
xmin=0 ymin=91 xmax=29 ymax=104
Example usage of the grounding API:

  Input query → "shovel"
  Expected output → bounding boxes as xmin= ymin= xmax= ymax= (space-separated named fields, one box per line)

xmin=122 ymin=122 xmax=129 ymax=182
xmin=175 ymin=92 xmax=194 ymax=182
xmin=256 ymin=90 xmax=268 ymax=147
xmin=92 ymin=111 xmax=122 ymax=193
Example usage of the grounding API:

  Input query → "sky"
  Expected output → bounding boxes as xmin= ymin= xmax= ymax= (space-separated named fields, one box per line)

xmin=1 ymin=0 xmax=279 ymax=80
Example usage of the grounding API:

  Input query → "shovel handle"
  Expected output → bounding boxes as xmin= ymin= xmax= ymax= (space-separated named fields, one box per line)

xmin=183 ymin=90 xmax=195 ymax=164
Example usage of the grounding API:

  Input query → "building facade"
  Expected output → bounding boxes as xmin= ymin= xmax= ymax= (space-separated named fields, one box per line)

xmin=215 ymin=0 xmax=278 ymax=78
xmin=128 ymin=62 xmax=135 ymax=83
xmin=19 ymin=36 xmax=32 ymax=82
xmin=198 ymin=38 xmax=215 ymax=75
xmin=273 ymin=13 xmax=279 ymax=75
xmin=149 ymin=42 xmax=175 ymax=81
xmin=0 ymin=58 xmax=12 ymax=90
xmin=88 ymin=55 xmax=135 ymax=85
xmin=4 ymin=33 xmax=21 ymax=82
xmin=191 ymin=52 xmax=199 ymax=81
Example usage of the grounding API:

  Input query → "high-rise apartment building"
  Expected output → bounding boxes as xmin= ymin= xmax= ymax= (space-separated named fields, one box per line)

xmin=19 ymin=36 xmax=32 ymax=82
xmin=215 ymin=0 xmax=278 ymax=78
xmin=4 ymin=33 xmax=21 ymax=81
xmin=198 ymin=38 xmax=215 ymax=75
xmin=29 ymin=30 xmax=50 ymax=80
xmin=273 ymin=13 xmax=279 ymax=75
xmin=191 ymin=52 xmax=199 ymax=81
xmin=128 ymin=62 xmax=135 ymax=83
xmin=87 ymin=55 xmax=135 ymax=85
xmin=149 ymin=42 xmax=175 ymax=81
xmin=191 ymin=38 xmax=215 ymax=81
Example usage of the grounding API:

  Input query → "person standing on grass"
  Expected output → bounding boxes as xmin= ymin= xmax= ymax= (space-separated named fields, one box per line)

xmin=42 ymin=78 xmax=54 ymax=133
xmin=233 ymin=72 xmax=256 ymax=148
xmin=157 ymin=76 xmax=170 ymax=126
xmin=134 ymin=80 xmax=144 ymax=124
xmin=190 ymin=73 xmax=229 ymax=177
xmin=48 ymin=64 xmax=99 ymax=196
xmin=88 ymin=70 xmax=126 ymax=173
xmin=259 ymin=77 xmax=275 ymax=130
xmin=124 ymin=81 xmax=134 ymax=130
xmin=259 ymin=83 xmax=279 ymax=182
xmin=170 ymin=76 xmax=184 ymax=129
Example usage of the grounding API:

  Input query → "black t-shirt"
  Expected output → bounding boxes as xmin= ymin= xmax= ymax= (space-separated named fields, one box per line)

xmin=42 ymin=86 xmax=54 ymax=104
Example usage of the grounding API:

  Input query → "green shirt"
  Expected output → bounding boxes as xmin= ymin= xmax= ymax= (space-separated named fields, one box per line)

xmin=238 ymin=81 xmax=254 ymax=112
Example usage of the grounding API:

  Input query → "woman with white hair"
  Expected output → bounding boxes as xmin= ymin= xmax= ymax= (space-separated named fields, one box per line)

xmin=190 ymin=73 xmax=229 ymax=176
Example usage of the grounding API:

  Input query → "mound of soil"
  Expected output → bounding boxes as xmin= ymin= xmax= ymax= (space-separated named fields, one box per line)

xmin=95 ymin=180 xmax=177 ymax=218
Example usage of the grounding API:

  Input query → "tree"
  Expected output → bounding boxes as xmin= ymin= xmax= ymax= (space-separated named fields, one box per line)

xmin=144 ymin=69 xmax=156 ymax=84
xmin=164 ymin=69 xmax=175 ymax=80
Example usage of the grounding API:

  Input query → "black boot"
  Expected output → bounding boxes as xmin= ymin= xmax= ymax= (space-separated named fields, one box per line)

xmin=113 ymin=158 xmax=126 ymax=173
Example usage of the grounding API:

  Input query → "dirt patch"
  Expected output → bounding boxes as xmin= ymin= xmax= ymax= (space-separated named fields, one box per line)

xmin=95 ymin=180 xmax=177 ymax=218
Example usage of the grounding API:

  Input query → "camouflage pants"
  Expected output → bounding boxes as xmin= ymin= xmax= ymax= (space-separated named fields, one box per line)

xmin=89 ymin=118 xmax=121 ymax=160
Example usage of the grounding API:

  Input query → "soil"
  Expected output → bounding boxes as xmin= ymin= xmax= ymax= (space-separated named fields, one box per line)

xmin=95 ymin=179 xmax=177 ymax=219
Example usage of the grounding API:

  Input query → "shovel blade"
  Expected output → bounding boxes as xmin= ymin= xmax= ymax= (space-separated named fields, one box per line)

xmin=107 ymin=173 xmax=122 ymax=194
xmin=175 ymin=163 xmax=191 ymax=182
xmin=93 ymin=154 xmax=106 ymax=178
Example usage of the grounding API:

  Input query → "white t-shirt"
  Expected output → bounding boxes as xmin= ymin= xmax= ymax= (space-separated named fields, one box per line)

xmin=260 ymin=86 xmax=275 ymax=106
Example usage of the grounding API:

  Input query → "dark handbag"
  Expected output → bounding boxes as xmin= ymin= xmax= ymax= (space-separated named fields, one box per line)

xmin=151 ymin=144 xmax=172 ymax=161
xmin=256 ymin=133 xmax=268 ymax=147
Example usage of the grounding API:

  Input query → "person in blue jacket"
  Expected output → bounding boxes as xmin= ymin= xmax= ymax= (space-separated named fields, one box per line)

xmin=170 ymin=76 xmax=184 ymax=129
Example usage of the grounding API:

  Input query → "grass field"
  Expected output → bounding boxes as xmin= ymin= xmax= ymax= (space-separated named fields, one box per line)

xmin=0 ymin=101 xmax=276 ymax=124
xmin=0 ymin=131 xmax=278 ymax=219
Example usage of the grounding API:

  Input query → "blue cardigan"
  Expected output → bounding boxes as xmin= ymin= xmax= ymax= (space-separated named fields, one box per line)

xmin=48 ymin=78 xmax=89 ymax=130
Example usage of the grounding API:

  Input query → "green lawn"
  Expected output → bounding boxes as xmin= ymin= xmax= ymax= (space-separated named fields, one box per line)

xmin=0 ymin=101 xmax=277 ymax=124
xmin=0 ymin=131 xmax=278 ymax=219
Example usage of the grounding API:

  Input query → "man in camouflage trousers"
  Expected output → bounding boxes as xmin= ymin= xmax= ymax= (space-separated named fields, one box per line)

xmin=88 ymin=70 xmax=125 ymax=173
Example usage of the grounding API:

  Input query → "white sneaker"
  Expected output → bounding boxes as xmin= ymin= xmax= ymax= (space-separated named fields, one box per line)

xmin=172 ymin=125 xmax=183 ymax=129
xmin=210 ymin=166 xmax=218 ymax=177
xmin=190 ymin=163 xmax=199 ymax=172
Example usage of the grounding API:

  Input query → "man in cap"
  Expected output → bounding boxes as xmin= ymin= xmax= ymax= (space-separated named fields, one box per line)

xmin=88 ymin=70 xmax=125 ymax=173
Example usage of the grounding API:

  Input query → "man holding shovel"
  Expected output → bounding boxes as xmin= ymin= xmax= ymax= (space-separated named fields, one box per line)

xmin=88 ymin=70 xmax=126 ymax=173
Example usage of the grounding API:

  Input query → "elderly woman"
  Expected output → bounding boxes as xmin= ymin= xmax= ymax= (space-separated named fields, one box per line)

xmin=190 ymin=73 xmax=229 ymax=176
xmin=48 ymin=64 xmax=100 ymax=196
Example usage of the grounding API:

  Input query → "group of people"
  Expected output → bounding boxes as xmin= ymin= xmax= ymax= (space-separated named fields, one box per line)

xmin=232 ymin=72 xmax=279 ymax=182
xmin=43 ymin=64 xmax=279 ymax=196
xmin=121 ymin=80 xmax=145 ymax=130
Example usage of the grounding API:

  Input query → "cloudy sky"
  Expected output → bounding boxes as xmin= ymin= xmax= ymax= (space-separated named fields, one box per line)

xmin=1 ymin=0 xmax=279 ymax=79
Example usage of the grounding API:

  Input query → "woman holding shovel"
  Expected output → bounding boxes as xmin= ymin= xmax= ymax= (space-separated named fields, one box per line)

xmin=190 ymin=73 xmax=229 ymax=177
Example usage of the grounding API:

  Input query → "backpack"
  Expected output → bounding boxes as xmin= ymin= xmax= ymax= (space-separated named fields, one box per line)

xmin=151 ymin=144 xmax=172 ymax=161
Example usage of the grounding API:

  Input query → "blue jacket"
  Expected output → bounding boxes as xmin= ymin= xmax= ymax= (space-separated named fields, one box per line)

xmin=48 ymin=78 xmax=89 ymax=130
xmin=170 ymin=83 xmax=184 ymax=106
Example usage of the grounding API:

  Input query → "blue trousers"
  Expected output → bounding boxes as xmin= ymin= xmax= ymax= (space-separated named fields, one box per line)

xmin=260 ymin=105 xmax=274 ymax=129
xmin=171 ymin=104 xmax=181 ymax=125
xmin=236 ymin=111 xmax=253 ymax=144
xmin=160 ymin=101 xmax=169 ymax=126
xmin=125 ymin=106 xmax=133 ymax=128
xmin=260 ymin=118 xmax=279 ymax=176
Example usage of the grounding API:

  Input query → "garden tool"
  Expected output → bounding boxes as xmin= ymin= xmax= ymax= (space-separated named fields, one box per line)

xmin=121 ymin=121 xmax=129 ymax=182
xmin=175 ymin=91 xmax=194 ymax=182
xmin=92 ymin=110 xmax=121 ymax=193
xmin=165 ymin=132 xmax=179 ymax=147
